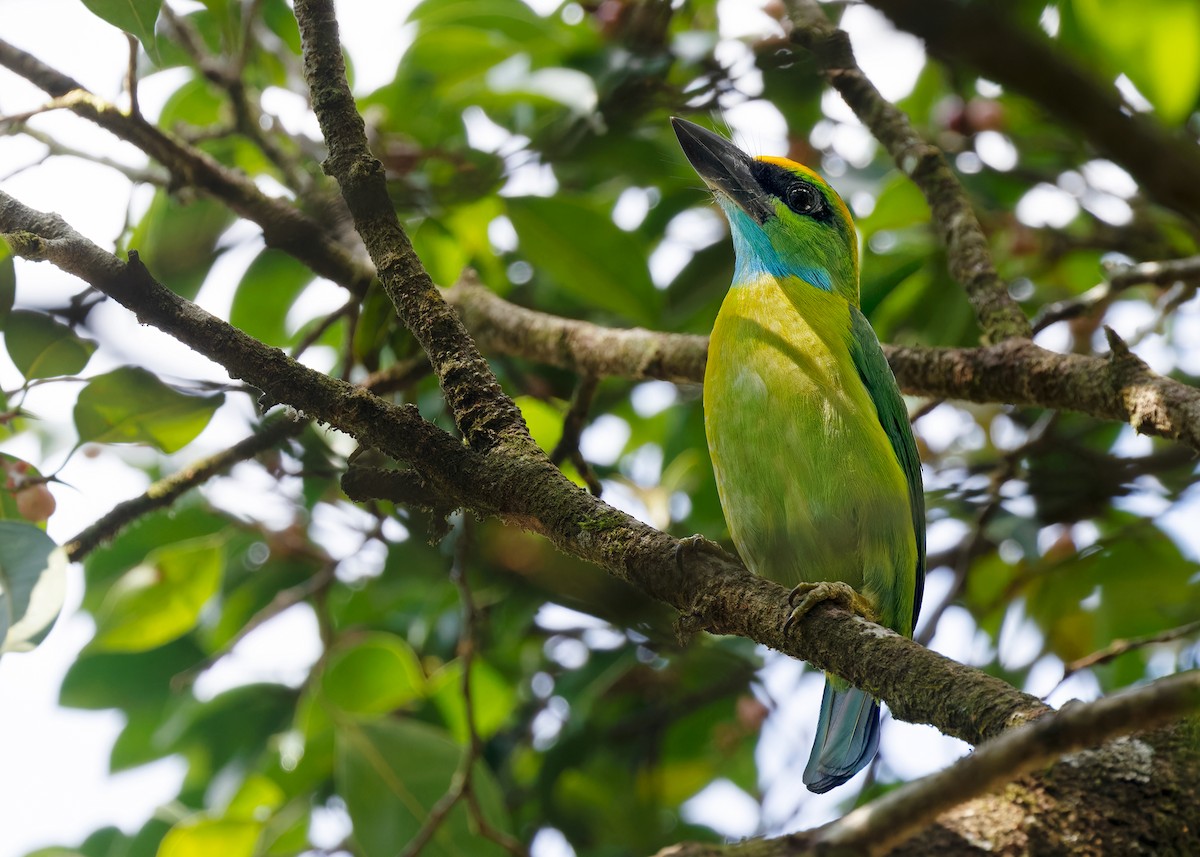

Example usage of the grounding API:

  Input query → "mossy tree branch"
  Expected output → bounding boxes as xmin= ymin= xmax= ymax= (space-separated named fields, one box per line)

xmin=783 ymin=0 xmax=1031 ymax=344
xmin=0 ymin=189 xmax=1049 ymax=752
xmin=444 ymin=279 xmax=1200 ymax=453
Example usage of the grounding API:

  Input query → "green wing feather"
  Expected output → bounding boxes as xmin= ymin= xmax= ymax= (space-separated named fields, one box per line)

xmin=848 ymin=307 xmax=926 ymax=630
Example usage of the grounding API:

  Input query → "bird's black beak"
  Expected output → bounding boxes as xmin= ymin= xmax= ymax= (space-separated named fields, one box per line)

xmin=671 ymin=117 xmax=773 ymax=224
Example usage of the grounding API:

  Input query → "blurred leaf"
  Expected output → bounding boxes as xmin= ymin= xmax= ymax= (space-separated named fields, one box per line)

xmin=229 ymin=249 xmax=315 ymax=345
xmin=0 ymin=521 xmax=66 ymax=655
xmin=157 ymin=818 xmax=260 ymax=857
xmin=507 ymin=195 xmax=660 ymax=325
xmin=858 ymin=174 xmax=932 ymax=237
xmin=74 ymin=367 xmax=224 ymax=453
xmin=320 ymin=632 xmax=427 ymax=716
xmin=61 ymin=636 xmax=207 ymax=710
xmin=93 ymin=538 xmax=224 ymax=652
xmin=5 ymin=310 xmax=98 ymax=381
xmin=125 ymin=191 xmax=234 ymax=299
xmin=336 ymin=719 xmax=510 ymax=857
xmin=80 ymin=0 xmax=162 ymax=59
xmin=514 ymin=396 xmax=564 ymax=454
xmin=429 ymin=657 xmax=518 ymax=742
xmin=0 ymin=239 xmax=14 ymax=329
xmin=1070 ymin=0 xmax=1200 ymax=124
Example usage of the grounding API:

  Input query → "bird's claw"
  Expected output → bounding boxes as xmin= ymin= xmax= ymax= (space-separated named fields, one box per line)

xmin=783 ymin=581 xmax=878 ymax=635
xmin=674 ymin=534 xmax=730 ymax=574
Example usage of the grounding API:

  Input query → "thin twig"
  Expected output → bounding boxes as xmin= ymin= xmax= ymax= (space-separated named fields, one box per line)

xmin=550 ymin=375 xmax=603 ymax=496
xmin=63 ymin=414 xmax=305 ymax=561
xmin=172 ymin=559 xmax=337 ymax=689
xmin=125 ymin=33 xmax=140 ymax=118
xmin=398 ymin=519 xmax=528 ymax=857
xmin=783 ymin=0 xmax=1031 ymax=343
xmin=1056 ymin=618 xmax=1200 ymax=687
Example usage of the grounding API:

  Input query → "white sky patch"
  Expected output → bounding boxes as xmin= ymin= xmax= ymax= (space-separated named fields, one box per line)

xmin=682 ymin=779 xmax=761 ymax=838
xmin=926 ymin=517 xmax=970 ymax=556
xmin=287 ymin=276 xmax=350 ymax=335
xmin=976 ymin=78 xmax=1003 ymax=98
xmin=630 ymin=381 xmax=679 ymax=417
xmin=1115 ymin=73 xmax=1154 ymax=112
xmin=724 ymin=99 xmax=788 ymax=155
xmin=820 ymin=88 xmax=859 ymax=125
xmin=613 ymin=187 xmax=653 ymax=231
xmin=1039 ymin=4 xmax=1061 ymax=37
xmin=914 ymin=403 xmax=975 ymax=454
xmin=579 ymin=414 xmax=631 ymax=465
xmin=717 ymin=0 xmax=784 ymax=39
xmin=975 ymin=131 xmax=1018 ymax=171
xmin=878 ymin=718 xmax=969 ymax=782
xmin=531 ymin=827 xmax=577 ymax=857
xmin=0 ymin=570 xmax=187 ymax=857
xmin=997 ymin=600 xmax=1044 ymax=670
xmin=535 ymin=604 xmax=613 ymax=632
xmin=597 ymin=480 xmax=655 ymax=526
xmin=488 ymin=215 xmax=519 ymax=252
xmin=841 ymin=4 xmax=926 ymax=101
xmin=1081 ymin=192 xmax=1133 ymax=226
xmin=1082 ymin=160 xmax=1138 ymax=198
xmin=193 ymin=603 xmax=324 ymax=700
xmin=309 ymin=798 xmax=354 ymax=850
xmin=336 ymin=1 xmax=417 ymax=93
xmin=1016 ymin=183 xmax=1080 ymax=228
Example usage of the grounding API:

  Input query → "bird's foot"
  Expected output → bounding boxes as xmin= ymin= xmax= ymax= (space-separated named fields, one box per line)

xmin=673 ymin=534 xmax=731 ymax=575
xmin=783 ymin=581 xmax=877 ymax=635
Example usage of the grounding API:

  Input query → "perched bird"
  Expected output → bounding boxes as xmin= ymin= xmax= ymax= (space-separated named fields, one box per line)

xmin=671 ymin=118 xmax=926 ymax=793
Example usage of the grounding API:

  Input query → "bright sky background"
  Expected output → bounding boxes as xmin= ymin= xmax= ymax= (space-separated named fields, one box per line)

xmin=2 ymin=2 xmax=1199 ymax=856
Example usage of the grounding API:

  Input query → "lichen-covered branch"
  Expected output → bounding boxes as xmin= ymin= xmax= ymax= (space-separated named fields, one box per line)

xmin=446 ymin=275 xmax=709 ymax=385
xmin=444 ymin=279 xmax=1200 ymax=453
xmin=813 ymin=670 xmax=1200 ymax=856
xmin=783 ymin=0 xmax=1031 ymax=344
xmin=293 ymin=0 xmax=533 ymax=454
xmin=653 ymin=671 xmax=1200 ymax=857
xmin=0 ymin=188 xmax=1049 ymax=750
xmin=0 ymin=37 xmax=372 ymax=294
xmin=63 ymin=413 xmax=304 ymax=561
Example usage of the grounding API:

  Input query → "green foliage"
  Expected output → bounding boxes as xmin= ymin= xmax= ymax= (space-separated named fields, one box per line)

xmin=80 ymin=0 xmax=162 ymax=58
xmin=0 ymin=521 xmax=66 ymax=656
xmin=336 ymin=719 xmax=511 ymax=857
xmin=5 ymin=310 xmax=98 ymax=381
xmin=4 ymin=1 xmax=1200 ymax=855
xmin=73 ymin=367 xmax=224 ymax=453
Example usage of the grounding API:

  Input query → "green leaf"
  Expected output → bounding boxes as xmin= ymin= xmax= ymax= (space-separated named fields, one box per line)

xmin=857 ymin=173 xmax=931 ymax=237
xmin=124 ymin=191 xmax=234 ymax=299
xmin=320 ymin=632 xmax=426 ymax=717
xmin=5 ymin=310 xmax=98 ymax=380
xmin=429 ymin=657 xmax=518 ymax=742
xmin=0 ymin=238 xmax=14 ymax=329
xmin=80 ymin=0 xmax=163 ymax=60
xmin=507 ymin=195 xmax=659 ymax=325
xmin=92 ymin=537 xmax=224 ymax=652
xmin=336 ymin=719 xmax=511 ymax=857
xmin=229 ymin=249 xmax=315 ymax=345
xmin=74 ymin=367 xmax=224 ymax=453
xmin=0 ymin=521 xmax=66 ymax=655
xmin=1070 ymin=0 xmax=1200 ymax=124
xmin=514 ymin=396 xmax=564 ymax=454
xmin=157 ymin=818 xmax=260 ymax=857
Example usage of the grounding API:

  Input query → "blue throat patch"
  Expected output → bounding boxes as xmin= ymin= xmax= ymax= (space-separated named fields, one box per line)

xmin=722 ymin=203 xmax=833 ymax=291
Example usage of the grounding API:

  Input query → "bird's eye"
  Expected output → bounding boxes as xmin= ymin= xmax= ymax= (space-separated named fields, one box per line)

xmin=784 ymin=183 xmax=822 ymax=216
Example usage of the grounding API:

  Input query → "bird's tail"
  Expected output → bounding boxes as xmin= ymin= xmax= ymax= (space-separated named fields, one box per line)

xmin=802 ymin=679 xmax=880 ymax=793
